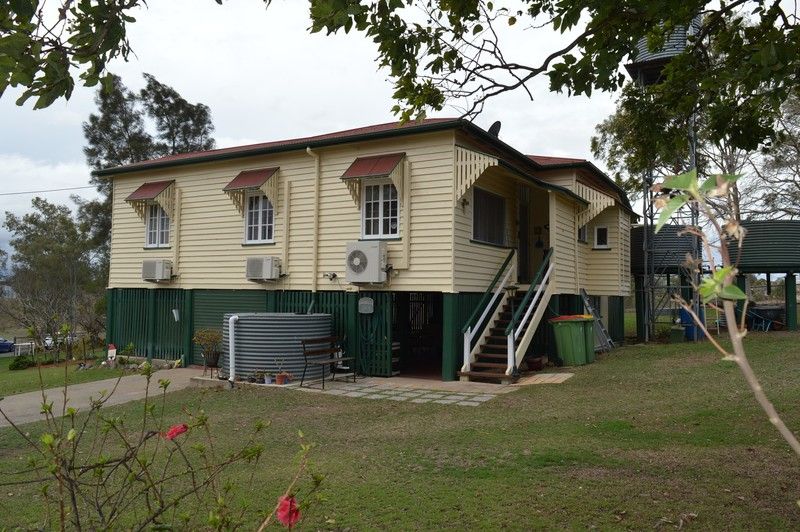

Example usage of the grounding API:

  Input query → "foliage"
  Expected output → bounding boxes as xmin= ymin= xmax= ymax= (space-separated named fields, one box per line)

xmin=118 ymin=342 xmax=135 ymax=356
xmin=0 ymin=363 xmax=321 ymax=529
xmin=753 ymin=92 xmax=800 ymax=219
xmin=140 ymin=73 xmax=216 ymax=157
xmin=192 ymin=328 xmax=222 ymax=355
xmin=76 ymin=73 xmax=216 ymax=284
xmin=8 ymin=355 xmax=34 ymax=371
xmin=2 ymin=198 xmax=99 ymax=354
xmin=304 ymin=1 xmax=798 ymax=148
xmin=653 ymin=168 xmax=800 ymax=458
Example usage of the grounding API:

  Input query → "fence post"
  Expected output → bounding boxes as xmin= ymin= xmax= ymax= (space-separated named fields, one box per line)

xmin=785 ymin=273 xmax=796 ymax=331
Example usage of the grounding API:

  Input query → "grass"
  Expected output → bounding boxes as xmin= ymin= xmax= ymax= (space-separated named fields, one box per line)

xmin=0 ymin=352 xmax=124 ymax=398
xmin=2 ymin=333 xmax=800 ymax=529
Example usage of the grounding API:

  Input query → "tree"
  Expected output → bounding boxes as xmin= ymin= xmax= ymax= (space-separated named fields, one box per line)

xmin=590 ymin=82 xmax=764 ymax=221
xmin=77 ymin=73 xmax=216 ymax=283
xmin=2 ymin=197 xmax=98 ymax=352
xmin=140 ymin=73 xmax=216 ymax=156
xmin=753 ymin=93 xmax=800 ymax=219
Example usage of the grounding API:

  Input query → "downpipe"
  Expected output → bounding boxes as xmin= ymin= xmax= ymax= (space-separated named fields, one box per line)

xmin=228 ymin=315 xmax=239 ymax=388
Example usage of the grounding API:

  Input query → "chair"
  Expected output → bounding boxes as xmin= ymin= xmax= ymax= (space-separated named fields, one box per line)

xmin=300 ymin=336 xmax=355 ymax=389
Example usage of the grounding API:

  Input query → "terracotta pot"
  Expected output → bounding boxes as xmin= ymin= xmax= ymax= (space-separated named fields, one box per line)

xmin=276 ymin=373 xmax=288 ymax=385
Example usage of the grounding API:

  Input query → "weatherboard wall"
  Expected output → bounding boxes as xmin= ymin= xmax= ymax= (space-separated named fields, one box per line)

xmin=109 ymin=131 xmax=457 ymax=292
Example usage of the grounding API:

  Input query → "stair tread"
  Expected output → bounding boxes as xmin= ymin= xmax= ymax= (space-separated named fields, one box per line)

xmin=472 ymin=362 xmax=507 ymax=369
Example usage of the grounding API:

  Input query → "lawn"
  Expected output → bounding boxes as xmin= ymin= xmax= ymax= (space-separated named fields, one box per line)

xmin=1 ymin=333 xmax=800 ymax=529
xmin=0 ymin=354 xmax=124 ymax=398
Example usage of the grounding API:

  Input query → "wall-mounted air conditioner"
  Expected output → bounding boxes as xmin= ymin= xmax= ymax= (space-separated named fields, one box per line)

xmin=345 ymin=241 xmax=387 ymax=284
xmin=246 ymin=256 xmax=282 ymax=281
xmin=142 ymin=259 xmax=172 ymax=282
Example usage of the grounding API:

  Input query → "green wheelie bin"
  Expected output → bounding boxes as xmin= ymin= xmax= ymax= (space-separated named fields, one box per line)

xmin=549 ymin=315 xmax=595 ymax=366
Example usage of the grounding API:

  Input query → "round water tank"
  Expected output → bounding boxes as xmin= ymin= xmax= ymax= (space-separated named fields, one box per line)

xmin=220 ymin=313 xmax=334 ymax=380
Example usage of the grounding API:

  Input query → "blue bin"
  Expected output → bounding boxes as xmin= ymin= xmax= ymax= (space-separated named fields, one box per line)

xmin=679 ymin=308 xmax=705 ymax=341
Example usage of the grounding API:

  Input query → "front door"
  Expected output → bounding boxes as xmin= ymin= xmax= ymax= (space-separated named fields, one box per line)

xmin=518 ymin=187 xmax=531 ymax=283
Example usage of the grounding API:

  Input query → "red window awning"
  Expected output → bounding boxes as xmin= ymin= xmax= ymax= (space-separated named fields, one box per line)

xmin=341 ymin=153 xmax=405 ymax=180
xmin=125 ymin=180 xmax=174 ymax=201
xmin=223 ymin=167 xmax=279 ymax=191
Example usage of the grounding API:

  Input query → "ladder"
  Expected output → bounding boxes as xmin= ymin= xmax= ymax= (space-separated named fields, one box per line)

xmin=580 ymin=289 xmax=615 ymax=352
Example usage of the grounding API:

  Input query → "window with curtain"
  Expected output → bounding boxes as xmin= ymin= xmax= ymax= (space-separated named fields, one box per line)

xmin=472 ymin=187 xmax=506 ymax=246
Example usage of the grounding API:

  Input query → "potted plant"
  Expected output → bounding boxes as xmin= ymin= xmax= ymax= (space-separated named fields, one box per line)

xmin=276 ymin=371 xmax=292 ymax=385
xmin=192 ymin=329 xmax=222 ymax=377
xmin=263 ymin=373 xmax=273 ymax=384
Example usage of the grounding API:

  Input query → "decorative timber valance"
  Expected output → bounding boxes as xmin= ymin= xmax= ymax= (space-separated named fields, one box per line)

xmin=454 ymin=146 xmax=498 ymax=203
xmin=575 ymin=182 xmax=615 ymax=227
xmin=223 ymin=167 xmax=279 ymax=215
xmin=125 ymin=180 xmax=175 ymax=219
xmin=341 ymin=152 xmax=405 ymax=206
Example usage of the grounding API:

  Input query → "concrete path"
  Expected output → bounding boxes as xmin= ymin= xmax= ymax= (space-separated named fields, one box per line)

xmin=0 ymin=368 xmax=203 ymax=428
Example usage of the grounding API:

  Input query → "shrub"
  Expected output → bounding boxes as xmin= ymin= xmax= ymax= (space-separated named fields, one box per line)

xmin=8 ymin=355 xmax=35 ymax=371
xmin=118 ymin=342 xmax=135 ymax=356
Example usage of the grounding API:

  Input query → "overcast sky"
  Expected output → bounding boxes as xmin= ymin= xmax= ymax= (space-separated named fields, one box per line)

xmin=0 ymin=1 xmax=620 ymax=255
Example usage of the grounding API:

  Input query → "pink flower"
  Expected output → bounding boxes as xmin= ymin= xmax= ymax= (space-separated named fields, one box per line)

xmin=162 ymin=423 xmax=189 ymax=441
xmin=276 ymin=495 xmax=301 ymax=528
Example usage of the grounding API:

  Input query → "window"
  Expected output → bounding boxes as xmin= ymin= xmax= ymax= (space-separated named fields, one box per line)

xmin=146 ymin=204 xmax=170 ymax=248
xmin=473 ymin=187 xmax=506 ymax=246
xmin=362 ymin=181 xmax=398 ymax=238
xmin=577 ymin=224 xmax=587 ymax=243
xmin=594 ymin=226 xmax=609 ymax=248
xmin=245 ymin=193 xmax=275 ymax=243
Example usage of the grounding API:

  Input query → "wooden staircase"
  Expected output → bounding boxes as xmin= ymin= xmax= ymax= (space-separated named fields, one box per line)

xmin=459 ymin=294 xmax=528 ymax=382
xmin=459 ymin=248 xmax=555 ymax=384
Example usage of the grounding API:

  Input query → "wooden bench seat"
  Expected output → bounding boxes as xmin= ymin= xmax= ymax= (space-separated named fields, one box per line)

xmin=300 ymin=336 xmax=356 ymax=389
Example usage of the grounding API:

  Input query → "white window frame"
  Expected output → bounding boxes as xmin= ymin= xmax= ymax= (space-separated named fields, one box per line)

xmin=243 ymin=191 xmax=275 ymax=244
xmin=472 ymin=186 xmax=507 ymax=246
xmin=593 ymin=225 xmax=610 ymax=249
xmin=145 ymin=203 xmax=170 ymax=248
xmin=577 ymin=224 xmax=588 ymax=243
xmin=361 ymin=179 xmax=399 ymax=239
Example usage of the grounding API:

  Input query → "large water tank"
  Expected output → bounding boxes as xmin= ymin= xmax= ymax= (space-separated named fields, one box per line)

xmin=220 ymin=313 xmax=333 ymax=380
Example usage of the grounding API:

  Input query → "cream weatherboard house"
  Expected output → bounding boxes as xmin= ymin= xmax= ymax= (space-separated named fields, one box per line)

xmin=101 ymin=119 xmax=634 ymax=382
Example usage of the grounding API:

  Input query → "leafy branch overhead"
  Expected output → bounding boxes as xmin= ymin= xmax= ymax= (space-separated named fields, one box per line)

xmin=3 ymin=1 xmax=799 ymax=152
xmin=653 ymin=168 xmax=746 ymax=303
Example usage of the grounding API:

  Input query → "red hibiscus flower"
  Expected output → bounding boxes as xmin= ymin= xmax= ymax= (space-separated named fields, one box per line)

xmin=275 ymin=495 xmax=301 ymax=528
xmin=162 ymin=423 xmax=189 ymax=441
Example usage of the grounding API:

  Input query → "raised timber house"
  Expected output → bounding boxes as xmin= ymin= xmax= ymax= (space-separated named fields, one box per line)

xmin=99 ymin=119 xmax=635 ymax=382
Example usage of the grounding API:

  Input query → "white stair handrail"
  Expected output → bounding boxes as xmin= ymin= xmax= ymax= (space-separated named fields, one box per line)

xmin=507 ymin=263 xmax=554 ymax=375
xmin=514 ymin=264 xmax=554 ymax=340
xmin=462 ymin=262 xmax=515 ymax=372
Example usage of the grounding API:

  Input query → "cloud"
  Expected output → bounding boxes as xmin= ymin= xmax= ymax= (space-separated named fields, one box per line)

xmin=0 ymin=0 xmax=628 ymax=256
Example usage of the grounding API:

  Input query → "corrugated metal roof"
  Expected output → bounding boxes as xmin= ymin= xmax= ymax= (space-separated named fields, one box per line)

xmin=630 ymin=225 xmax=699 ymax=274
xmin=730 ymin=221 xmax=800 ymax=273
xmin=223 ymin=167 xmax=279 ymax=191
xmin=125 ymin=180 xmax=173 ymax=201
xmin=341 ymin=153 xmax=404 ymax=179
xmin=104 ymin=119 xmax=456 ymax=174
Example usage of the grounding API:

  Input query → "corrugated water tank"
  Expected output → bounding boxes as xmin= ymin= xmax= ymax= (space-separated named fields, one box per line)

xmin=220 ymin=313 xmax=333 ymax=380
